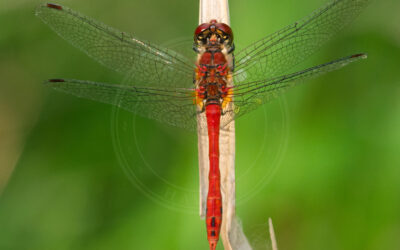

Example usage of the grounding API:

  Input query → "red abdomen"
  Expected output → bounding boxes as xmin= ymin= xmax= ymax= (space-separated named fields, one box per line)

xmin=205 ymin=104 xmax=222 ymax=250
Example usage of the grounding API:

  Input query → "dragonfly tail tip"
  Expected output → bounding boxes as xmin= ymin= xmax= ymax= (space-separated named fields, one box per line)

xmin=209 ymin=241 xmax=217 ymax=250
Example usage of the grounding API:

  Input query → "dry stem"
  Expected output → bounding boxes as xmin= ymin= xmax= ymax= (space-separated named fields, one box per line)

xmin=197 ymin=1 xmax=252 ymax=249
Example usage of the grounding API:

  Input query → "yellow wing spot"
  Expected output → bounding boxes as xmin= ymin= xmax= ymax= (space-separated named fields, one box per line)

xmin=222 ymin=88 xmax=234 ymax=109
xmin=193 ymin=91 xmax=204 ymax=110
xmin=197 ymin=102 xmax=204 ymax=111
xmin=222 ymin=98 xmax=231 ymax=109
xmin=194 ymin=68 xmax=201 ymax=80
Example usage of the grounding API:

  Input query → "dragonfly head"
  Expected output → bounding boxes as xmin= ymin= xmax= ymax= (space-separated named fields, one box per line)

xmin=194 ymin=20 xmax=234 ymax=49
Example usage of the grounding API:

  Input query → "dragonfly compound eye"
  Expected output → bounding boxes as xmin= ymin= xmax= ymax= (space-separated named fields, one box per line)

xmin=194 ymin=23 xmax=211 ymax=36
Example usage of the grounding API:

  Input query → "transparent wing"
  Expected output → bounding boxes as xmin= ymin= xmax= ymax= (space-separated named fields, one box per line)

xmin=221 ymin=54 xmax=367 ymax=127
xmin=233 ymin=0 xmax=370 ymax=83
xmin=161 ymin=37 xmax=197 ymax=63
xmin=36 ymin=3 xmax=194 ymax=88
xmin=46 ymin=79 xmax=199 ymax=130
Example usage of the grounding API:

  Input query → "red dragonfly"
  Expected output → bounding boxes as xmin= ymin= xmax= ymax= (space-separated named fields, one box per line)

xmin=36 ymin=1 xmax=370 ymax=249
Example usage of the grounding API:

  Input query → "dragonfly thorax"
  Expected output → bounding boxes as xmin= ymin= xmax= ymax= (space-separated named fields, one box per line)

xmin=193 ymin=21 xmax=234 ymax=110
xmin=195 ymin=49 xmax=232 ymax=109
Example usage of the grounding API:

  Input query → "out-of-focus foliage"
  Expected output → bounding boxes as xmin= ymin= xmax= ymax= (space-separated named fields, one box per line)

xmin=0 ymin=0 xmax=398 ymax=250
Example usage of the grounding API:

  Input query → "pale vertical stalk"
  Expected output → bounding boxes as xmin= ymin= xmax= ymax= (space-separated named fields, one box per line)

xmin=199 ymin=0 xmax=230 ymax=25
xmin=269 ymin=218 xmax=279 ymax=250
xmin=197 ymin=1 xmax=251 ymax=249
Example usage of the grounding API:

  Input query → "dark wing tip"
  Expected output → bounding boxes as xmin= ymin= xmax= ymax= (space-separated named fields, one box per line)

xmin=351 ymin=53 xmax=368 ymax=59
xmin=35 ymin=3 xmax=64 ymax=16
xmin=46 ymin=3 xmax=63 ymax=10
xmin=47 ymin=79 xmax=66 ymax=83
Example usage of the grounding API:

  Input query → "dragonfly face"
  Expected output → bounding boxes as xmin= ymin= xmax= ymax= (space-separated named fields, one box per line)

xmin=194 ymin=20 xmax=234 ymax=53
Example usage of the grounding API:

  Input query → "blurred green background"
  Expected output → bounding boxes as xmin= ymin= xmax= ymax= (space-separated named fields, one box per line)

xmin=0 ymin=0 xmax=399 ymax=249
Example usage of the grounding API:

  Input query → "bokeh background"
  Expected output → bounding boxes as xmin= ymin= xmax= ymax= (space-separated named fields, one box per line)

xmin=0 ymin=0 xmax=399 ymax=249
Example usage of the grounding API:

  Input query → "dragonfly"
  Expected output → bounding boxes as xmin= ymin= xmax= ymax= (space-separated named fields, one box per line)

xmin=36 ymin=1 xmax=370 ymax=249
